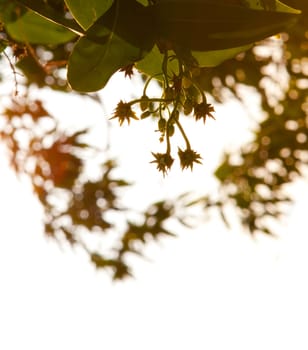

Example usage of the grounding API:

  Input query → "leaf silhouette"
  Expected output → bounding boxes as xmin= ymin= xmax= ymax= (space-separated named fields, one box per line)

xmin=153 ymin=0 xmax=301 ymax=50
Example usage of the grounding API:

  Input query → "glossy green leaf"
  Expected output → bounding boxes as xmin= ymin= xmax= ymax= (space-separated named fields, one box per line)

xmin=154 ymin=0 xmax=301 ymax=51
xmin=5 ymin=10 xmax=76 ymax=44
xmin=68 ymin=0 xmax=155 ymax=92
xmin=138 ymin=0 xmax=301 ymax=76
xmin=16 ymin=0 xmax=84 ymax=35
xmin=68 ymin=32 xmax=146 ymax=92
xmin=64 ymin=0 xmax=113 ymax=30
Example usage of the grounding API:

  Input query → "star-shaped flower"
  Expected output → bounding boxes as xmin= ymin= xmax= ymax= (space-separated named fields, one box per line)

xmin=111 ymin=100 xmax=138 ymax=126
xmin=119 ymin=64 xmax=135 ymax=78
xmin=178 ymin=148 xmax=202 ymax=170
xmin=194 ymin=102 xmax=215 ymax=123
xmin=151 ymin=152 xmax=174 ymax=176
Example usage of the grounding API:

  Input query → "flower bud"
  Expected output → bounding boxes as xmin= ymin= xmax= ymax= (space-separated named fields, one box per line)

xmin=158 ymin=118 xmax=166 ymax=132
xmin=140 ymin=95 xmax=149 ymax=111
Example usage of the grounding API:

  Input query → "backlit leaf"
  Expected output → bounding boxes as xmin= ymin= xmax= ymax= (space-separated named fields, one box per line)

xmin=64 ymin=0 xmax=114 ymax=30
xmin=5 ymin=10 xmax=76 ymax=44
xmin=68 ymin=0 xmax=155 ymax=92
xmin=68 ymin=29 xmax=149 ymax=92
xmin=15 ymin=0 xmax=84 ymax=35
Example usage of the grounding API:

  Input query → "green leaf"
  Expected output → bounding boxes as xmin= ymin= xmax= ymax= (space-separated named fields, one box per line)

xmin=68 ymin=31 xmax=144 ymax=92
xmin=16 ymin=0 xmax=84 ymax=35
xmin=191 ymin=45 xmax=252 ymax=67
xmin=136 ymin=45 xmax=178 ymax=78
xmin=137 ymin=44 xmax=252 ymax=77
xmin=5 ymin=10 xmax=76 ymax=44
xmin=0 ymin=1 xmax=16 ymax=23
xmin=138 ymin=0 xmax=301 ymax=75
xmin=275 ymin=0 xmax=301 ymax=13
xmin=0 ymin=41 xmax=7 ymax=53
xmin=245 ymin=0 xmax=300 ymax=12
xmin=154 ymin=0 xmax=301 ymax=51
xmin=68 ymin=0 xmax=155 ymax=92
xmin=64 ymin=0 xmax=114 ymax=30
xmin=136 ymin=0 xmax=148 ymax=5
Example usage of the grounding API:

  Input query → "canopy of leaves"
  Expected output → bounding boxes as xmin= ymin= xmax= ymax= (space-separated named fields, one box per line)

xmin=0 ymin=0 xmax=306 ymax=279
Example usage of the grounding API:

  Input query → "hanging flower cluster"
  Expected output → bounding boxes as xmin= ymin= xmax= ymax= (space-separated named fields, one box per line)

xmin=111 ymin=52 xmax=215 ymax=175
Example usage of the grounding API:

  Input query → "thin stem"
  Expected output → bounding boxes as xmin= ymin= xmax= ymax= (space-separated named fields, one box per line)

xmin=128 ymin=97 xmax=173 ymax=106
xmin=142 ymin=73 xmax=163 ymax=96
xmin=3 ymin=50 xmax=19 ymax=96
xmin=194 ymin=80 xmax=207 ymax=103
xmin=175 ymin=119 xmax=191 ymax=150
xmin=165 ymin=122 xmax=172 ymax=154
xmin=177 ymin=56 xmax=184 ymax=76
xmin=162 ymin=52 xmax=169 ymax=86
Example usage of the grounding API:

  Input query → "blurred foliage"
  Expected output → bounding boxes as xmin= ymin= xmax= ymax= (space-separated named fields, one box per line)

xmin=194 ymin=0 xmax=308 ymax=234
xmin=0 ymin=0 xmax=307 ymax=278
xmin=0 ymin=97 xmax=179 ymax=279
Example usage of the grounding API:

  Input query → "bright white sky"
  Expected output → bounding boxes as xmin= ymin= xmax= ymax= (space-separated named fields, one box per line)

xmin=1 ymin=72 xmax=308 ymax=350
